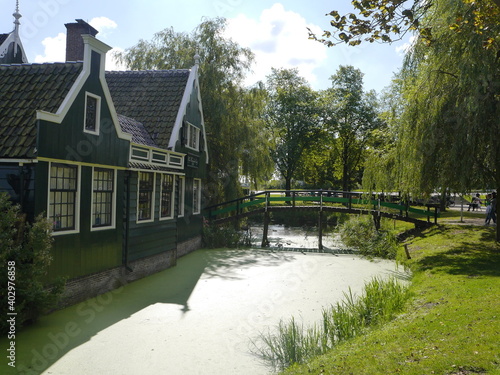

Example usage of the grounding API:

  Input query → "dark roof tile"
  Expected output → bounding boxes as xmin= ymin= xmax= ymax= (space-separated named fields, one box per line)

xmin=117 ymin=114 xmax=157 ymax=147
xmin=0 ymin=62 xmax=83 ymax=158
xmin=106 ymin=69 xmax=190 ymax=150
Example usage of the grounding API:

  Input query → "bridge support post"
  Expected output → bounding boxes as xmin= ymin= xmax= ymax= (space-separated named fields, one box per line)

xmin=318 ymin=210 xmax=323 ymax=250
xmin=261 ymin=210 xmax=270 ymax=247
xmin=372 ymin=212 xmax=381 ymax=231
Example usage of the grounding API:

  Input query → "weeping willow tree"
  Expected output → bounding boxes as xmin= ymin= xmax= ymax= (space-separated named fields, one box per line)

xmin=362 ymin=74 xmax=404 ymax=194
xmin=393 ymin=0 xmax=500 ymax=238
xmin=116 ymin=18 xmax=273 ymax=203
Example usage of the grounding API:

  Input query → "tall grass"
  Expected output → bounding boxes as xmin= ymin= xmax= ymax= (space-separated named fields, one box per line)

xmin=338 ymin=215 xmax=399 ymax=259
xmin=252 ymin=277 xmax=410 ymax=372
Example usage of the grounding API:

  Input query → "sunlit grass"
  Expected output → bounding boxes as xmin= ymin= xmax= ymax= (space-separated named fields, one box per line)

xmin=283 ymin=225 xmax=500 ymax=375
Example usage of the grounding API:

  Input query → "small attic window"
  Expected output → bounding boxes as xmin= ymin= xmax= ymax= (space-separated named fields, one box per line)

xmin=186 ymin=122 xmax=200 ymax=151
xmin=84 ymin=93 xmax=101 ymax=134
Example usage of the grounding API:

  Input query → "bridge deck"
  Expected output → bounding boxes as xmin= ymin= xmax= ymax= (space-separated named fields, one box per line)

xmin=205 ymin=190 xmax=439 ymax=229
xmin=211 ymin=205 xmax=433 ymax=228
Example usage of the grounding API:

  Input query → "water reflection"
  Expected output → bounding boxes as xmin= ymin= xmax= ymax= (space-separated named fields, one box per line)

xmin=250 ymin=224 xmax=344 ymax=249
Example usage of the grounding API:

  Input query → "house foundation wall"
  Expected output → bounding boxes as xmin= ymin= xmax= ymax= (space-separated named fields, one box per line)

xmin=58 ymin=235 xmax=202 ymax=308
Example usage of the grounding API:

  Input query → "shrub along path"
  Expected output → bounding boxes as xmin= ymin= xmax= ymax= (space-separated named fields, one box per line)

xmin=284 ymin=224 xmax=500 ymax=375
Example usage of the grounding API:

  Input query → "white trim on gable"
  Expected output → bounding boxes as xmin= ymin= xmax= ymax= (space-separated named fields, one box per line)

xmin=168 ymin=64 xmax=209 ymax=163
xmin=0 ymin=31 xmax=28 ymax=63
xmin=35 ymin=35 xmax=132 ymax=143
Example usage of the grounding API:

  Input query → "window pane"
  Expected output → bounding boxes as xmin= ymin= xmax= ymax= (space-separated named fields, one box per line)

xmin=49 ymin=164 xmax=77 ymax=231
xmin=138 ymin=172 xmax=154 ymax=221
xmin=193 ymin=179 xmax=201 ymax=214
xmin=92 ymin=168 xmax=114 ymax=227
xmin=85 ymin=95 xmax=98 ymax=131
xmin=160 ymin=174 xmax=174 ymax=218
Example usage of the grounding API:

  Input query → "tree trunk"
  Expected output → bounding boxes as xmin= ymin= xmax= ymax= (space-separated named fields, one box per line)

xmin=439 ymin=188 xmax=447 ymax=212
xmin=342 ymin=161 xmax=350 ymax=192
xmin=285 ymin=177 xmax=292 ymax=198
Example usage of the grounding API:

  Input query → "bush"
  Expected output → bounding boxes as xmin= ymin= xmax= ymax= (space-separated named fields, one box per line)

xmin=0 ymin=193 xmax=64 ymax=334
xmin=202 ymin=221 xmax=255 ymax=248
xmin=338 ymin=215 xmax=399 ymax=259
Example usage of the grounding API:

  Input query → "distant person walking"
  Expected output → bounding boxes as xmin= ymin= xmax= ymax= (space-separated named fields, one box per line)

xmin=468 ymin=193 xmax=481 ymax=211
xmin=485 ymin=194 xmax=493 ymax=225
xmin=490 ymin=192 xmax=497 ymax=225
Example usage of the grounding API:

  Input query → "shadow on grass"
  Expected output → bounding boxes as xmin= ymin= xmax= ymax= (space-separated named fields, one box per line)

xmin=415 ymin=228 xmax=500 ymax=277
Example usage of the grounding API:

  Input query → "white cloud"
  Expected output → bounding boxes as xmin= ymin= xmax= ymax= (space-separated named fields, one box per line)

xmin=106 ymin=47 xmax=127 ymax=71
xmin=34 ymin=17 xmax=124 ymax=69
xmin=89 ymin=17 xmax=118 ymax=38
xmin=225 ymin=3 xmax=327 ymax=87
xmin=34 ymin=32 xmax=66 ymax=63
xmin=395 ymin=35 xmax=417 ymax=56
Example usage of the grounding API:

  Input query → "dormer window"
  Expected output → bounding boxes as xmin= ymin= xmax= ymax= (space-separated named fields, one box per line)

xmin=186 ymin=122 xmax=200 ymax=151
xmin=84 ymin=93 xmax=100 ymax=134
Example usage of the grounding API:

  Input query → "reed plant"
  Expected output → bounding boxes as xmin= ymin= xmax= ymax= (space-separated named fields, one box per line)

xmin=252 ymin=277 xmax=410 ymax=372
xmin=338 ymin=215 xmax=399 ymax=259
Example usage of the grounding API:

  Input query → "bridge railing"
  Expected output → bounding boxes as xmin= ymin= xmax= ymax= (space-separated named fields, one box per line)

xmin=204 ymin=190 xmax=440 ymax=223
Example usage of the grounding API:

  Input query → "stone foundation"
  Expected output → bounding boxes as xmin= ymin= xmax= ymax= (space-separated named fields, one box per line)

xmin=177 ymin=235 xmax=202 ymax=258
xmin=58 ymin=236 xmax=202 ymax=308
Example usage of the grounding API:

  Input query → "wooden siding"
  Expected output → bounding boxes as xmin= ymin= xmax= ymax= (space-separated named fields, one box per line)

xmin=125 ymin=171 xmax=177 ymax=262
xmin=35 ymin=163 xmax=124 ymax=281
xmin=177 ymin=176 xmax=203 ymax=243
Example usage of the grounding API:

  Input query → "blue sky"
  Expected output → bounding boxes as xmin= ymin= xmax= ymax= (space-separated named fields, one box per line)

xmin=1 ymin=0 xmax=411 ymax=93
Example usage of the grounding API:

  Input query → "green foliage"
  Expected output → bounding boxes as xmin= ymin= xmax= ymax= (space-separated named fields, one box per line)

xmin=202 ymin=222 xmax=254 ymax=248
xmin=338 ymin=215 xmax=398 ymax=259
xmin=265 ymin=68 xmax=322 ymax=191
xmin=324 ymin=66 xmax=384 ymax=192
xmin=252 ymin=277 xmax=410 ymax=372
xmin=359 ymin=0 xmax=500 ymax=239
xmin=0 ymin=193 xmax=64 ymax=334
xmin=252 ymin=317 xmax=326 ymax=373
xmin=311 ymin=0 xmax=500 ymax=47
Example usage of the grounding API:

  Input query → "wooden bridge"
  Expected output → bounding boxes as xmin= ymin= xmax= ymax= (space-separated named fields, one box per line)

xmin=204 ymin=190 xmax=439 ymax=249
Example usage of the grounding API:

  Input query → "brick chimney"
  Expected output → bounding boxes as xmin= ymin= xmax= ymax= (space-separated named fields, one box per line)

xmin=65 ymin=19 xmax=99 ymax=61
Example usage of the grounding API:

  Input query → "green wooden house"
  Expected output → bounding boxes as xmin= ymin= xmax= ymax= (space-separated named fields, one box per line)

xmin=0 ymin=18 xmax=208 ymax=304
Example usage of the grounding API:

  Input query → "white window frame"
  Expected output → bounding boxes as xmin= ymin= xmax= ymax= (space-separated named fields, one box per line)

xmin=91 ymin=167 xmax=116 ymax=231
xmin=193 ymin=178 xmax=201 ymax=215
xmin=159 ymin=173 xmax=175 ymax=221
xmin=177 ymin=176 xmax=185 ymax=218
xmin=83 ymin=92 xmax=101 ymax=135
xmin=186 ymin=122 xmax=200 ymax=151
xmin=47 ymin=162 xmax=81 ymax=236
xmin=137 ymin=172 xmax=155 ymax=223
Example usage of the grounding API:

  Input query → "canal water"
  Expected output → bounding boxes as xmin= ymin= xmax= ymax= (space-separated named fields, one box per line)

xmin=2 ymin=226 xmax=406 ymax=375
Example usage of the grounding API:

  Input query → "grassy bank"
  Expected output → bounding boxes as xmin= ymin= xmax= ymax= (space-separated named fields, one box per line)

xmin=283 ymin=224 xmax=500 ymax=374
xmin=252 ymin=278 xmax=411 ymax=372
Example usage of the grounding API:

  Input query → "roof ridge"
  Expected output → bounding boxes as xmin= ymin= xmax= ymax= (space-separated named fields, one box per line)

xmin=1 ymin=61 xmax=83 ymax=68
xmin=106 ymin=68 xmax=190 ymax=74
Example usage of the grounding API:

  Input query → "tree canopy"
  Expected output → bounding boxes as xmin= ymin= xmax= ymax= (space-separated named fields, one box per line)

xmin=359 ymin=0 xmax=500 ymax=240
xmin=325 ymin=66 xmax=383 ymax=192
xmin=264 ymin=68 xmax=322 ymax=191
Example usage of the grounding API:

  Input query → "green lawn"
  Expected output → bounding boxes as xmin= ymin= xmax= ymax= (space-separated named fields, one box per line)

xmin=284 ymin=224 xmax=500 ymax=375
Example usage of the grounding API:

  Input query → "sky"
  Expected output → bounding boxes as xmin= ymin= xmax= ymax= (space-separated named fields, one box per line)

xmin=0 ymin=0 xmax=412 ymax=93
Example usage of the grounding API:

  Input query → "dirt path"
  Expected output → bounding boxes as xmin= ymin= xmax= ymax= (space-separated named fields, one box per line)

xmin=442 ymin=206 xmax=493 ymax=226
